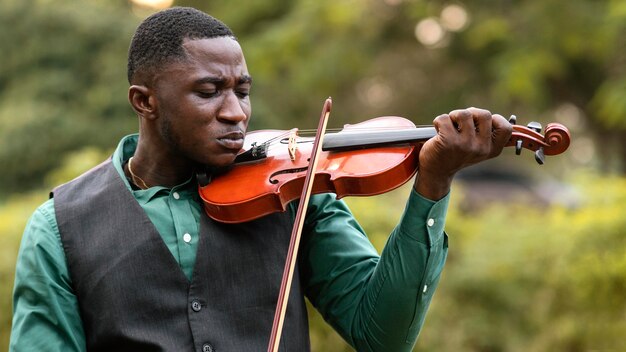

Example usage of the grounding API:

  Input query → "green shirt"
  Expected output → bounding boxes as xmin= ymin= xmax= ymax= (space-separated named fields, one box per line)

xmin=10 ymin=134 xmax=449 ymax=352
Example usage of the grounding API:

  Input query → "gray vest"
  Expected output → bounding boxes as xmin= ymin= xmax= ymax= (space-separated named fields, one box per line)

xmin=53 ymin=159 xmax=310 ymax=352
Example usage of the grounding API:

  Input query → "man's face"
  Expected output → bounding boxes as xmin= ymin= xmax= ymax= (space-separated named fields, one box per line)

xmin=152 ymin=36 xmax=252 ymax=167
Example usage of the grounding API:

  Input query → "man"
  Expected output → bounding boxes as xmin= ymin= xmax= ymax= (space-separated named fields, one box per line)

xmin=10 ymin=6 xmax=512 ymax=352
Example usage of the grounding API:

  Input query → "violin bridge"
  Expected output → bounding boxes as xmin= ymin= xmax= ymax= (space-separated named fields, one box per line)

xmin=288 ymin=128 xmax=298 ymax=161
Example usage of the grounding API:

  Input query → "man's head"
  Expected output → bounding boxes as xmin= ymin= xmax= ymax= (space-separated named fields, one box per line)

xmin=127 ymin=7 xmax=234 ymax=85
xmin=127 ymin=7 xmax=252 ymax=169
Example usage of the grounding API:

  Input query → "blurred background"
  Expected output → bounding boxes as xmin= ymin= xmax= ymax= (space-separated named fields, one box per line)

xmin=1 ymin=0 xmax=625 ymax=350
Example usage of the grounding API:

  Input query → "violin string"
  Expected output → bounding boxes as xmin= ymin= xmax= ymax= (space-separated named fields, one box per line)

xmin=295 ymin=125 xmax=433 ymax=135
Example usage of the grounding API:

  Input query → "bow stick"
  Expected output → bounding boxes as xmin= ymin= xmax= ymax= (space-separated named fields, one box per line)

xmin=267 ymin=97 xmax=332 ymax=352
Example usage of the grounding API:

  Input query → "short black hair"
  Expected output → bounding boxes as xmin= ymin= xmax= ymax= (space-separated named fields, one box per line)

xmin=127 ymin=7 xmax=234 ymax=84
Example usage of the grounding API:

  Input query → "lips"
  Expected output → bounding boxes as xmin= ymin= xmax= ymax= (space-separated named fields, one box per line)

xmin=217 ymin=131 xmax=245 ymax=151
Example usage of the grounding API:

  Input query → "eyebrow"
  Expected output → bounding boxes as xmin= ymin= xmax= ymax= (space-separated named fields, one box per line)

xmin=194 ymin=75 xmax=253 ymax=85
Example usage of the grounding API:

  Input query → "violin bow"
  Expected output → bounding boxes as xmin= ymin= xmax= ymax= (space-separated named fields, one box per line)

xmin=267 ymin=97 xmax=332 ymax=352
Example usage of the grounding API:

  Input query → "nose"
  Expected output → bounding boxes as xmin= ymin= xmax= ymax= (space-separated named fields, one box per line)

xmin=217 ymin=91 xmax=248 ymax=124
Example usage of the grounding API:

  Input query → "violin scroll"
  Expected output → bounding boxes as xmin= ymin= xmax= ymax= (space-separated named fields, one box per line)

xmin=506 ymin=116 xmax=571 ymax=164
xmin=543 ymin=123 xmax=571 ymax=155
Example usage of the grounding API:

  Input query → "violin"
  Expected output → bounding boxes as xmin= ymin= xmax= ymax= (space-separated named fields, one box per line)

xmin=197 ymin=104 xmax=571 ymax=224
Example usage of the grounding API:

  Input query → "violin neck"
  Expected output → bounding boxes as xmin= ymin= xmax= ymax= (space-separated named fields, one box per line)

xmin=322 ymin=127 xmax=437 ymax=151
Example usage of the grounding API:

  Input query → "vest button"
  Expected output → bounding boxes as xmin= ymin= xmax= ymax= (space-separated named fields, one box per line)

xmin=202 ymin=343 xmax=214 ymax=352
xmin=191 ymin=300 xmax=202 ymax=312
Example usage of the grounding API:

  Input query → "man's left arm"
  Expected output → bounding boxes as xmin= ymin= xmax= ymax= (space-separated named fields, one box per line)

xmin=301 ymin=107 xmax=511 ymax=351
xmin=300 ymin=190 xmax=449 ymax=352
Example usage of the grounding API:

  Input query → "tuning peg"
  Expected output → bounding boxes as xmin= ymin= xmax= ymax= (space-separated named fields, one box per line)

xmin=515 ymin=139 xmax=523 ymax=155
xmin=527 ymin=121 xmax=542 ymax=133
xmin=535 ymin=147 xmax=545 ymax=165
xmin=508 ymin=115 xmax=517 ymax=125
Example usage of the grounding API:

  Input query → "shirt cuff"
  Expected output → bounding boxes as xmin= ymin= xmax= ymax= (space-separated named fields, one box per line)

xmin=396 ymin=188 xmax=450 ymax=246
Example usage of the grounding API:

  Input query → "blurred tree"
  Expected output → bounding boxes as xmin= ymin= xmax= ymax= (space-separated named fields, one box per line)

xmin=455 ymin=0 xmax=626 ymax=171
xmin=0 ymin=0 xmax=138 ymax=196
xmin=2 ymin=0 xmax=625 ymax=196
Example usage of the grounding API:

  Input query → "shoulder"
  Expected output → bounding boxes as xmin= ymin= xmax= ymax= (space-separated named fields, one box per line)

xmin=18 ymin=197 xmax=66 ymax=270
xmin=25 ymin=198 xmax=59 ymax=240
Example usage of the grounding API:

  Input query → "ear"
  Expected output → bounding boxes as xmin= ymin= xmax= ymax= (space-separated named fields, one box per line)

xmin=128 ymin=85 xmax=158 ymax=120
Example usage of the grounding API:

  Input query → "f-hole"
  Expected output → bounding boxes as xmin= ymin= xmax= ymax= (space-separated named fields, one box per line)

xmin=269 ymin=167 xmax=308 ymax=184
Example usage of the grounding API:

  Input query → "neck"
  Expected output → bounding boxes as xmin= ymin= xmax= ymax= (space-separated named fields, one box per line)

xmin=130 ymin=144 xmax=195 ymax=189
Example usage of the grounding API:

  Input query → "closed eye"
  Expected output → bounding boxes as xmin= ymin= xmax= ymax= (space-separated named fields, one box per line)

xmin=197 ymin=90 xmax=219 ymax=98
xmin=236 ymin=90 xmax=250 ymax=99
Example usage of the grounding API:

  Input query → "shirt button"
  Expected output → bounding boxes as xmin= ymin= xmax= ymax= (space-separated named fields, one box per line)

xmin=427 ymin=218 xmax=435 ymax=227
xmin=191 ymin=300 xmax=202 ymax=312
xmin=183 ymin=233 xmax=192 ymax=243
xmin=173 ymin=192 xmax=180 ymax=200
xmin=202 ymin=343 xmax=214 ymax=352
xmin=423 ymin=284 xmax=428 ymax=293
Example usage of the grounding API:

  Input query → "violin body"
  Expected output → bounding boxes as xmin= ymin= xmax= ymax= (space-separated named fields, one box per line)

xmin=199 ymin=117 xmax=422 ymax=223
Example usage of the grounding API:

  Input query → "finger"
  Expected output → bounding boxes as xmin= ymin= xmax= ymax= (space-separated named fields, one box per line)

xmin=432 ymin=113 xmax=456 ymax=135
xmin=467 ymin=107 xmax=492 ymax=140
xmin=449 ymin=109 xmax=474 ymax=137
xmin=490 ymin=114 xmax=513 ymax=156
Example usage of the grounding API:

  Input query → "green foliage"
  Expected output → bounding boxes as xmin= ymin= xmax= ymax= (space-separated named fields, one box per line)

xmin=591 ymin=78 xmax=626 ymax=128
xmin=1 ymin=0 xmax=625 ymax=196
xmin=0 ymin=0 xmax=137 ymax=195
xmin=44 ymin=147 xmax=113 ymax=188
xmin=343 ymin=174 xmax=626 ymax=351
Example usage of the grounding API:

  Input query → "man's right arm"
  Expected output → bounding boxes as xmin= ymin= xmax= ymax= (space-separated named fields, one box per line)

xmin=10 ymin=199 xmax=86 ymax=352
